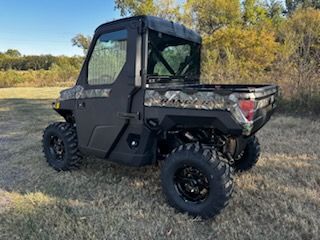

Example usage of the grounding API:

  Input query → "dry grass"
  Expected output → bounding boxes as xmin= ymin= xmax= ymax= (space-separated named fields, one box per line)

xmin=0 ymin=87 xmax=319 ymax=240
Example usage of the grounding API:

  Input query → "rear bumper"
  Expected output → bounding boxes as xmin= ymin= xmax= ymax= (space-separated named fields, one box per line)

xmin=250 ymin=104 xmax=276 ymax=135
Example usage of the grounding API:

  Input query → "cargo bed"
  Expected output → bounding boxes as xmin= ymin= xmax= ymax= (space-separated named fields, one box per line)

xmin=145 ymin=83 xmax=279 ymax=135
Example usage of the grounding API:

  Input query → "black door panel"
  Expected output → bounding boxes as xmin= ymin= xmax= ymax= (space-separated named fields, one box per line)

xmin=74 ymin=24 xmax=139 ymax=158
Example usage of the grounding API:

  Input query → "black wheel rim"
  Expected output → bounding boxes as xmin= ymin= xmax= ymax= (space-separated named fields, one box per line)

xmin=174 ymin=165 xmax=209 ymax=203
xmin=48 ymin=135 xmax=65 ymax=162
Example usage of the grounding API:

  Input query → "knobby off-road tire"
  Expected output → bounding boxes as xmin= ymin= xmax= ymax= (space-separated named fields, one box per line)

xmin=233 ymin=136 xmax=261 ymax=172
xmin=42 ymin=122 xmax=82 ymax=171
xmin=161 ymin=143 xmax=234 ymax=219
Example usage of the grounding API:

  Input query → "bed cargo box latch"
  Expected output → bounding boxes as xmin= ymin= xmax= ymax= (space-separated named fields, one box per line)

xmin=117 ymin=112 xmax=140 ymax=120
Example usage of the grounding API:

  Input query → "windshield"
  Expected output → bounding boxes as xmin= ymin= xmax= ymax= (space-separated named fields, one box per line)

xmin=147 ymin=30 xmax=201 ymax=83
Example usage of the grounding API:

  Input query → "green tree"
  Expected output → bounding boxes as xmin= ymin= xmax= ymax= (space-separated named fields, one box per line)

xmin=286 ymin=0 xmax=320 ymax=14
xmin=185 ymin=0 xmax=241 ymax=34
xmin=5 ymin=49 xmax=22 ymax=57
xmin=202 ymin=26 xmax=279 ymax=82
xmin=115 ymin=0 xmax=241 ymax=34
xmin=115 ymin=0 xmax=156 ymax=16
xmin=266 ymin=0 xmax=285 ymax=26
xmin=71 ymin=34 xmax=92 ymax=55
xmin=242 ymin=0 xmax=269 ymax=26
xmin=243 ymin=0 xmax=256 ymax=25
xmin=115 ymin=0 xmax=182 ymax=21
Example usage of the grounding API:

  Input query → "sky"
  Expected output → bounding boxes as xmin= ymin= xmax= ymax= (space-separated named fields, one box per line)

xmin=0 ymin=0 xmax=121 ymax=56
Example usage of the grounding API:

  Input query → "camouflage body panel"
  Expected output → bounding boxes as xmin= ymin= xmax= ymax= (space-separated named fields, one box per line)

xmin=59 ymin=86 xmax=111 ymax=101
xmin=144 ymin=89 xmax=251 ymax=135
xmin=144 ymin=89 xmax=236 ymax=110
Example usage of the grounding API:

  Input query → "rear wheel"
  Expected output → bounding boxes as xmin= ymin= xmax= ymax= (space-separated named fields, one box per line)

xmin=42 ymin=122 xmax=82 ymax=171
xmin=233 ymin=136 xmax=260 ymax=172
xmin=161 ymin=143 xmax=233 ymax=219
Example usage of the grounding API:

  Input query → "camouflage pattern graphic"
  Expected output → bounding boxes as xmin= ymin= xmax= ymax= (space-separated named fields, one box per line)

xmin=144 ymin=90 xmax=235 ymax=110
xmin=59 ymin=85 xmax=83 ymax=101
xmin=59 ymin=86 xmax=111 ymax=101
xmin=79 ymin=88 xmax=111 ymax=99
xmin=144 ymin=89 xmax=252 ymax=135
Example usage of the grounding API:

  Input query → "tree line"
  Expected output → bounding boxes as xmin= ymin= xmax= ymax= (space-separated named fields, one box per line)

xmin=0 ymin=49 xmax=83 ymax=88
xmin=0 ymin=50 xmax=83 ymax=71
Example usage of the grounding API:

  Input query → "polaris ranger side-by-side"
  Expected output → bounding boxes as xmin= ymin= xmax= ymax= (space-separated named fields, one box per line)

xmin=43 ymin=16 xmax=278 ymax=218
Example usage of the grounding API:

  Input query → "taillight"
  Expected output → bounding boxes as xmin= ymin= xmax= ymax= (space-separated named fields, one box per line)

xmin=239 ymin=100 xmax=255 ymax=121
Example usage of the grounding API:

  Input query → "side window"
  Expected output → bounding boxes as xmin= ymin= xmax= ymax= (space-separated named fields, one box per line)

xmin=88 ymin=30 xmax=127 ymax=85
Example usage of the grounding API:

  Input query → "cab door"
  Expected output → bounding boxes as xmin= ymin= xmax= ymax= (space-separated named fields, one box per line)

xmin=74 ymin=24 xmax=139 ymax=158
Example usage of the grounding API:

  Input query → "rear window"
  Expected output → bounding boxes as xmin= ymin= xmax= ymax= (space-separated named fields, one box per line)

xmin=147 ymin=30 xmax=200 ymax=80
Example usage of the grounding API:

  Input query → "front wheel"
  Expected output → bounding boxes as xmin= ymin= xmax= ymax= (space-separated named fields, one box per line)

xmin=42 ymin=122 xmax=82 ymax=171
xmin=161 ymin=143 xmax=234 ymax=219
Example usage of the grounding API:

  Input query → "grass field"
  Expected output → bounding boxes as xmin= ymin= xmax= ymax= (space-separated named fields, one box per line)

xmin=0 ymin=87 xmax=319 ymax=240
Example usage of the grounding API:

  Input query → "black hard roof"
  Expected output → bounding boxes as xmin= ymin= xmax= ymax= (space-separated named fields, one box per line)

xmin=96 ymin=15 xmax=202 ymax=44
